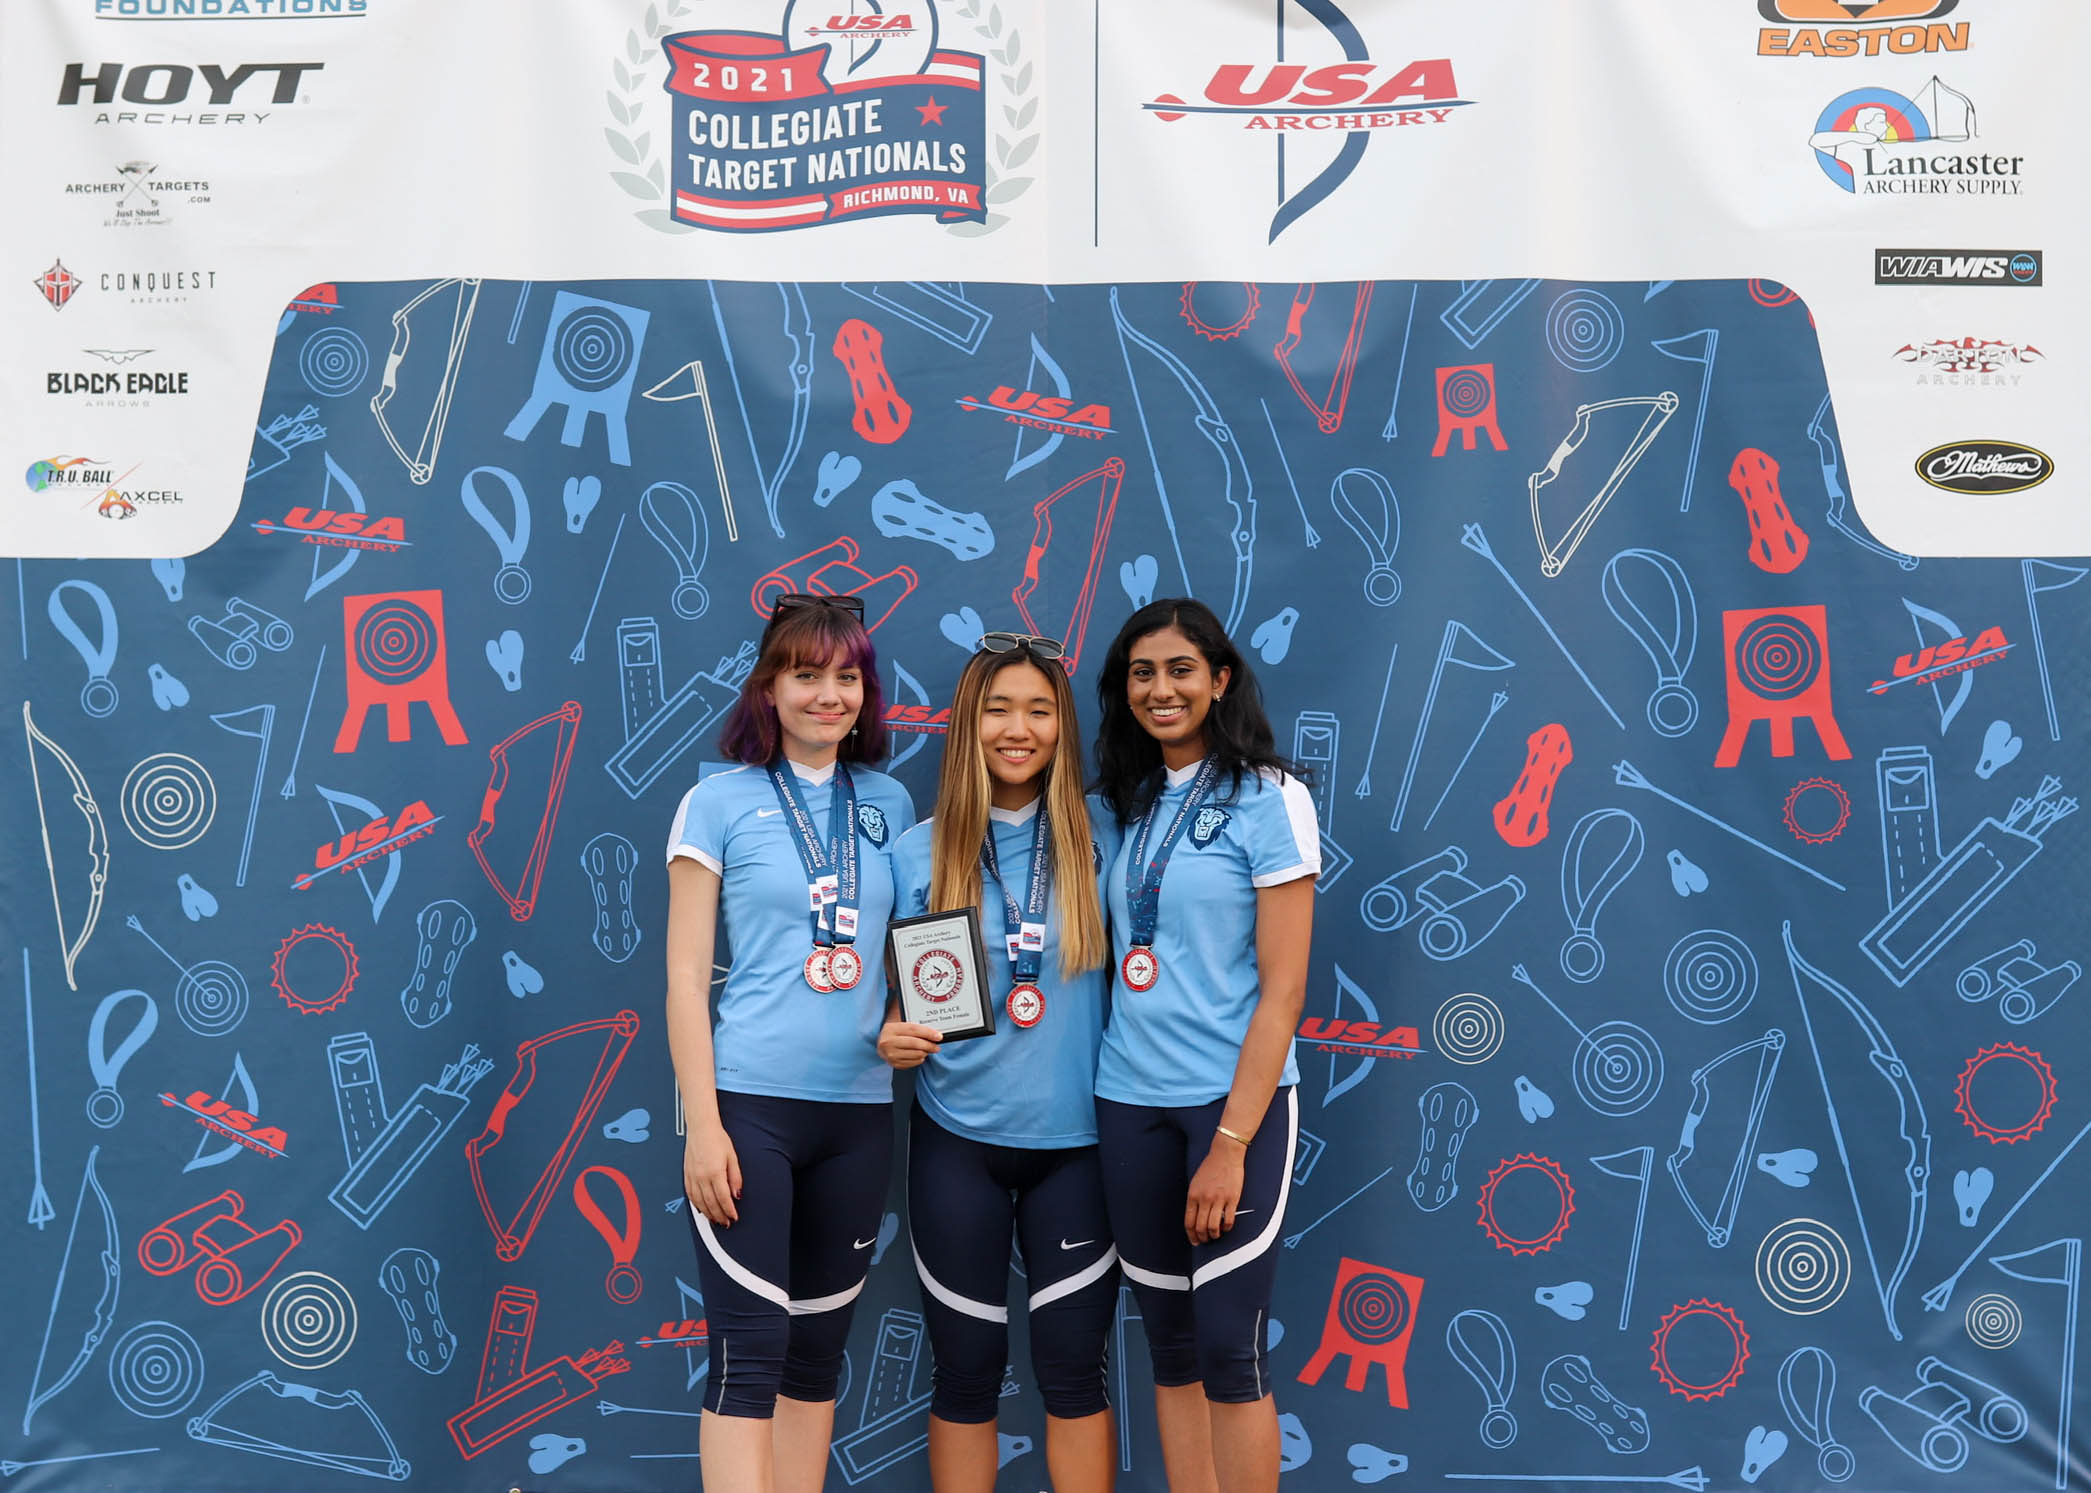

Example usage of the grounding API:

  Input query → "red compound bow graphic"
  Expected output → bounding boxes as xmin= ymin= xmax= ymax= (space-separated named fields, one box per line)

xmin=1955 ymin=1042 xmax=2057 ymax=1145
xmin=1783 ymin=777 xmax=1852 ymax=845
xmin=270 ymin=924 xmax=359 ymax=1015
xmin=1650 ymin=1298 xmax=1749 ymax=1401
xmin=1476 ymin=1154 xmax=1574 ymax=1256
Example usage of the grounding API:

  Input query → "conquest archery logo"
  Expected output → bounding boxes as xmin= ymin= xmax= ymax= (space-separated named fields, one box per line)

xmin=1142 ymin=39 xmax=1473 ymax=240
xmin=1757 ymin=1 xmax=1967 ymax=58
xmin=94 ymin=0 xmax=366 ymax=14
xmin=1807 ymin=76 xmax=2024 ymax=195
xmin=100 ymin=265 xmax=220 ymax=306
xmin=955 ymin=384 xmax=1115 ymax=440
xmin=1297 ymin=1017 xmax=1421 ymax=1061
xmin=32 ymin=259 xmax=83 ymax=311
xmin=1894 ymin=337 xmax=2044 ymax=387
xmin=61 ymin=160 xmax=213 ymax=228
xmin=1914 ymin=440 xmax=2052 ymax=495
xmin=1875 ymin=248 xmax=2042 ymax=286
xmin=56 ymin=60 xmax=323 ymax=124
xmin=296 ymin=799 xmax=440 ymax=889
xmin=250 ymin=506 xmax=408 ymax=551
xmin=1869 ymin=622 xmax=2012 ymax=695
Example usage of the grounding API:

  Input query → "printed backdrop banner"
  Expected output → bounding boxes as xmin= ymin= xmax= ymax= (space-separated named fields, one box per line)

xmin=2 ymin=6 xmax=2089 ymax=1493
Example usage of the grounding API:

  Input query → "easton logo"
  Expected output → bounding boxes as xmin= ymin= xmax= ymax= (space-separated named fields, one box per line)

xmin=251 ymin=507 xmax=409 ymax=552
xmin=1869 ymin=624 xmax=2011 ymax=695
xmin=1876 ymin=248 xmax=2042 ymax=286
xmin=1297 ymin=1017 xmax=1421 ymax=1060
xmin=1757 ymin=1 xmax=1967 ymax=58
xmin=295 ymin=799 xmax=439 ymax=889
xmin=1915 ymin=440 xmax=2052 ymax=495
xmin=159 ymin=1091 xmax=289 ymax=1157
xmin=955 ymin=386 xmax=1114 ymax=439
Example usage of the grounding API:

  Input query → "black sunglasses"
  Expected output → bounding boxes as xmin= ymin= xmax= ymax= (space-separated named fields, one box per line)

xmin=979 ymin=631 xmax=1066 ymax=661
xmin=768 ymin=592 xmax=866 ymax=624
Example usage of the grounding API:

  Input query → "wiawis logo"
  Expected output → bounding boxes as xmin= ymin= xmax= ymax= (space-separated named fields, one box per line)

xmin=56 ymin=61 xmax=322 ymax=124
xmin=33 ymin=259 xmax=82 ymax=310
xmin=955 ymin=385 xmax=1114 ymax=440
xmin=1915 ymin=440 xmax=2053 ymax=495
xmin=1758 ymin=1 xmax=1967 ymax=58
xmin=1869 ymin=623 xmax=2011 ymax=695
xmin=158 ymin=1091 xmax=289 ymax=1158
xmin=1808 ymin=76 xmax=2022 ymax=195
xmin=294 ymin=799 xmax=440 ymax=889
xmin=1894 ymin=337 xmax=2043 ymax=386
xmin=252 ymin=507 xmax=410 ymax=552
xmin=1143 ymin=32 xmax=1472 ymax=240
xmin=1296 ymin=1016 xmax=1421 ymax=1060
xmin=1876 ymin=248 xmax=2042 ymax=286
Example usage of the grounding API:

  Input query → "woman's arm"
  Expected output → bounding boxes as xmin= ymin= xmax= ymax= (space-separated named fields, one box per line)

xmin=1184 ymin=874 xmax=1314 ymax=1244
xmin=665 ymin=857 xmax=742 ymax=1225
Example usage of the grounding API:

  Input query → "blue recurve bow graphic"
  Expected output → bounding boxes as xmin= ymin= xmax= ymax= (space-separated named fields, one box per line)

xmin=1270 ymin=0 xmax=1370 ymax=242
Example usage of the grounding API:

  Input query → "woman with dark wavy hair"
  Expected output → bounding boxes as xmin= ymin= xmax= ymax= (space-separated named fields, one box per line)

xmin=1090 ymin=598 xmax=1318 ymax=1493
xmin=663 ymin=595 xmax=915 ymax=1492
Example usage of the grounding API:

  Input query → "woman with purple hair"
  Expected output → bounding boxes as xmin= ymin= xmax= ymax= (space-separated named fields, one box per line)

xmin=663 ymin=594 xmax=915 ymax=1491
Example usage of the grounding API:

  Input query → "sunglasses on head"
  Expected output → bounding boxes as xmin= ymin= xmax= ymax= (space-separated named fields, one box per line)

xmin=767 ymin=592 xmax=866 ymax=624
xmin=978 ymin=631 xmax=1066 ymax=661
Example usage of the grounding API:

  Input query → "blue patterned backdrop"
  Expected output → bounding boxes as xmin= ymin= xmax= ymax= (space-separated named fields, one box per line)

xmin=4 ymin=276 xmax=2085 ymax=1489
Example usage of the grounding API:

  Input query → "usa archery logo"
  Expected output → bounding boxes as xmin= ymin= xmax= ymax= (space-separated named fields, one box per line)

xmin=857 ymin=803 xmax=889 ymax=847
xmin=1191 ymin=807 xmax=1229 ymax=847
xmin=1140 ymin=14 xmax=1472 ymax=241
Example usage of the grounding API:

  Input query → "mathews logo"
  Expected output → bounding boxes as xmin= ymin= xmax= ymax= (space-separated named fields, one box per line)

xmin=955 ymin=384 xmax=1113 ymax=440
xmin=1915 ymin=440 xmax=2052 ymax=495
xmin=1894 ymin=337 xmax=2043 ymax=386
xmin=1876 ymin=248 xmax=2042 ymax=286
xmin=1297 ymin=1016 xmax=1421 ymax=1061
xmin=1758 ymin=1 xmax=1966 ymax=58
xmin=294 ymin=799 xmax=440 ymax=890
xmin=251 ymin=506 xmax=408 ymax=551
xmin=57 ymin=61 xmax=322 ymax=124
xmin=62 ymin=160 xmax=212 ymax=227
xmin=32 ymin=259 xmax=83 ymax=311
xmin=95 ymin=0 xmax=367 ymax=15
xmin=1143 ymin=30 xmax=1472 ymax=241
xmin=1870 ymin=622 xmax=2011 ymax=696
xmin=1808 ymin=76 xmax=2022 ymax=195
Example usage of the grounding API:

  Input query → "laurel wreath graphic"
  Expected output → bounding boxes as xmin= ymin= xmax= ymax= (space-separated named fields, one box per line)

xmin=605 ymin=0 xmax=1035 ymax=237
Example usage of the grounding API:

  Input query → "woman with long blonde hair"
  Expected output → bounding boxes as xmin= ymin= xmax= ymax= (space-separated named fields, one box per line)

xmin=880 ymin=632 xmax=1122 ymax=1493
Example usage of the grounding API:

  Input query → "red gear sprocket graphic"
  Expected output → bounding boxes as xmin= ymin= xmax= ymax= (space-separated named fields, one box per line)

xmin=1955 ymin=1041 xmax=2057 ymax=1145
xmin=1475 ymin=1153 xmax=1574 ymax=1256
xmin=1650 ymin=1298 xmax=1749 ymax=1401
xmin=270 ymin=923 xmax=359 ymax=1015
xmin=1782 ymin=776 xmax=1852 ymax=844
xmin=1178 ymin=281 xmax=1261 ymax=342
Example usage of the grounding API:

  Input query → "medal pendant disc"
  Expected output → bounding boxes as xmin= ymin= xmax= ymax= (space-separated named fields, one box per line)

xmin=1121 ymin=948 xmax=1159 ymax=992
xmin=804 ymin=948 xmax=835 ymax=992
xmin=827 ymin=945 xmax=864 ymax=990
xmin=1007 ymin=983 xmax=1045 ymax=1028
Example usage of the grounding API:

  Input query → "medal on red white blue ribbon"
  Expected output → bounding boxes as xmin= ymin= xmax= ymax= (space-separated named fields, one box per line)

xmin=982 ymin=805 xmax=1054 ymax=1030
xmin=765 ymin=761 xmax=862 ymax=992
xmin=1121 ymin=757 xmax=1221 ymax=996
xmin=1006 ymin=983 xmax=1045 ymax=1027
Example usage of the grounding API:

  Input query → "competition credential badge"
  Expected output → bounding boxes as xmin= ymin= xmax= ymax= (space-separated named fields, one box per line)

xmin=659 ymin=2 xmax=987 ymax=232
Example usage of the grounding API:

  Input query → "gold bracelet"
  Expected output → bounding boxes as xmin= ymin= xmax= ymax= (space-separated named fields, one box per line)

xmin=1215 ymin=1125 xmax=1252 ymax=1148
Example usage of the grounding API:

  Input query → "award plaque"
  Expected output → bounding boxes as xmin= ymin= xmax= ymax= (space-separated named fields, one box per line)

xmin=884 ymin=906 xmax=996 ymax=1042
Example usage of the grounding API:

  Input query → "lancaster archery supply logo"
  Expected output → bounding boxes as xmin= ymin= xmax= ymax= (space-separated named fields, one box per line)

xmin=61 ymin=160 xmax=212 ymax=228
xmin=1876 ymin=248 xmax=2042 ymax=286
xmin=32 ymin=259 xmax=82 ymax=310
xmin=1757 ymin=1 xmax=1967 ymax=58
xmin=1894 ymin=337 xmax=2044 ymax=387
xmin=1914 ymin=440 xmax=2052 ymax=495
xmin=94 ymin=0 xmax=367 ymax=15
xmin=955 ymin=383 xmax=1115 ymax=440
xmin=1142 ymin=30 xmax=1474 ymax=241
xmin=251 ymin=506 xmax=409 ymax=552
xmin=56 ymin=60 xmax=323 ymax=124
xmin=1807 ymin=77 xmax=2023 ymax=195
xmin=1869 ymin=622 xmax=2011 ymax=695
xmin=609 ymin=1 xmax=1024 ymax=235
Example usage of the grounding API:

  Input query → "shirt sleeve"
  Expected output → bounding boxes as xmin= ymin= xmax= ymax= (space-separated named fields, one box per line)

xmin=891 ymin=820 xmax=933 ymax=917
xmin=1245 ymin=771 xmax=1321 ymax=887
xmin=1085 ymin=795 xmax=1124 ymax=892
xmin=666 ymin=778 xmax=727 ymax=873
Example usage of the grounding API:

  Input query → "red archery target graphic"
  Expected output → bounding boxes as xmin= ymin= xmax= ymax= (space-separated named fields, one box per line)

xmin=335 ymin=590 xmax=469 ymax=752
xmin=1713 ymin=605 xmax=1850 ymax=768
xmin=1297 ymin=1258 xmax=1425 ymax=1408
xmin=1433 ymin=364 xmax=1507 ymax=455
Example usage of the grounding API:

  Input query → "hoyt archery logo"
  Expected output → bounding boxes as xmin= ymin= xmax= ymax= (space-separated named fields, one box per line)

xmin=1807 ymin=76 xmax=2024 ymax=195
xmin=955 ymin=385 xmax=1114 ymax=440
xmin=56 ymin=60 xmax=322 ymax=125
xmin=1142 ymin=16 xmax=1473 ymax=242
xmin=1894 ymin=337 xmax=2044 ymax=387
xmin=295 ymin=799 xmax=440 ymax=889
xmin=251 ymin=506 xmax=409 ymax=552
xmin=1297 ymin=1017 xmax=1421 ymax=1061
xmin=1757 ymin=1 xmax=1967 ymax=58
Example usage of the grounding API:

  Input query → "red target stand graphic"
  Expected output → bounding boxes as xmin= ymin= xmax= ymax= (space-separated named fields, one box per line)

xmin=1432 ymin=364 xmax=1507 ymax=456
xmin=1296 ymin=1258 xmax=1426 ymax=1408
xmin=334 ymin=590 xmax=469 ymax=753
xmin=1713 ymin=605 xmax=1850 ymax=769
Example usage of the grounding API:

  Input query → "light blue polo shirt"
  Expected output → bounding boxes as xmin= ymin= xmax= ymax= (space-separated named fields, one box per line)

xmin=1095 ymin=761 xmax=1320 ymax=1107
xmin=891 ymin=796 xmax=1121 ymax=1147
xmin=667 ymin=761 xmax=915 ymax=1103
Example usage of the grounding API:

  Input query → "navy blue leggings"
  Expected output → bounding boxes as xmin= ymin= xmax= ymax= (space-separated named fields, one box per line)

xmin=1096 ymin=1087 xmax=1297 ymax=1403
xmin=907 ymin=1104 xmax=1118 ymax=1423
xmin=689 ymin=1091 xmax=893 ymax=1417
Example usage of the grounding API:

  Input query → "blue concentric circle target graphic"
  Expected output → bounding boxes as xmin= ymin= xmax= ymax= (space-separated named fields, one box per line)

xmin=299 ymin=327 xmax=370 ymax=397
xmin=1732 ymin=614 xmax=1821 ymax=700
xmin=354 ymin=598 xmax=439 ymax=682
xmin=1664 ymin=930 xmax=1759 ymax=1025
xmin=1545 ymin=290 xmax=1626 ymax=372
xmin=1336 ymin=1272 xmax=1411 ymax=1344
xmin=262 ymin=1271 xmax=359 ymax=1370
xmin=1965 ymin=1293 xmax=2022 ymax=1349
xmin=552 ymin=308 xmax=636 ymax=391
xmin=1441 ymin=367 xmax=1493 ymax=418
xmin=108 ymin=1320 xmax=206 ymax=1418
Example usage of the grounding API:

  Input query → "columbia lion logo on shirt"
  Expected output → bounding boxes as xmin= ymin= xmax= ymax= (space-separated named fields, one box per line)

xmin=857 ymin=803 xmax=889 ymax=847
xmin=1191 ymin=807 xmax=1230 ymax=847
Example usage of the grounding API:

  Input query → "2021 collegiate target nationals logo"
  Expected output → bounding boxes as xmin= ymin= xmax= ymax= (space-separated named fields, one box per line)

xmin=1806 ymin=76 xmax=2024 ymax=195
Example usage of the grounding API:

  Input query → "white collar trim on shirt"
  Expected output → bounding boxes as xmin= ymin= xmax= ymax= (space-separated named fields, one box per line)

xmin=1163 ymin=758 xmax=1209 ymax=789
xmin=988 ymin=798 xmax=1042 ymax=826
xmin=787 ymin=759 xmax=837 ymax=787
